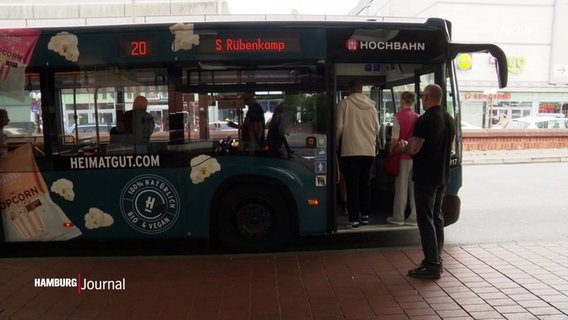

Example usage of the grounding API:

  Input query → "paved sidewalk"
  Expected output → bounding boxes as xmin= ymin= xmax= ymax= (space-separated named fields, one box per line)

xmin=463 ymin=148 xmax=568 ymax=165
xmin=1 ymin=149 xmax=567 ymax=320
xmin=1 ymin=241 xmax=567 ymax=319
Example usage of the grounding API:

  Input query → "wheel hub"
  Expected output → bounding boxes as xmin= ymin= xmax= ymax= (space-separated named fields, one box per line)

xmin=235 ymin=202 xmax=273 ymax=239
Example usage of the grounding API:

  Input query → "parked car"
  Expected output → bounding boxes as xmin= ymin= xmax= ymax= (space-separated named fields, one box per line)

xmin=65 ymin=123 xmax=114 ymax=144
xmin=4 ymin=127 xmax=28 ymax=136
xmin=461 ymin=121 xmax=481 ymax=129
xmin=67 ymin=123 xmax=113 ymax=134
xmin=504 ymin=116 xmax=568 ymax=129
xmin=4 ymin=121 xmax=36 ymax=135
xmin=208 ymin=121 xmax=238 ymax=139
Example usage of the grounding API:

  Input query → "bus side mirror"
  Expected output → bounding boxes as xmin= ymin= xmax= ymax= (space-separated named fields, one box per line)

xmin=449 ymin=43 xmax=508 ymax=89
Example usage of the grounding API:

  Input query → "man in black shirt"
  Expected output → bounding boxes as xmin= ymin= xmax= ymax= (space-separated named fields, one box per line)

xmin=398 ymin=84 xmax=456 ymax=279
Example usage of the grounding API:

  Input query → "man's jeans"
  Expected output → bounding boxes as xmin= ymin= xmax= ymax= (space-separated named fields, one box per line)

xmin=414 ymin=183 xmax=446 ymax=266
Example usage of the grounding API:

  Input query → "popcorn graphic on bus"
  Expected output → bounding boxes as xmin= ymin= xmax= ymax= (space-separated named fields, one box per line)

xmin=48 ymin=32 xmax=80 ymax=62
xmin=190 ymin=154 xmax=221 ymax=184
xmin=50 ymin=178 xmax=75 ymax=201
xmin=84 ymin=207 xmax=114 ymax=230
xmin=170 ymin=23 xmax=200 ymax=52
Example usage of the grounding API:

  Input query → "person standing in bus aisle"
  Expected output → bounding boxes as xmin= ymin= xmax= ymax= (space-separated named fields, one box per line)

xmin=386 ymin=91 xmax=419 ymax=226
xmin=229 ymin=91 xmax=266 ymax=153
xmin=398 ymin=84 xmax=456 ymax=279
xmin=117 ymin=95 xmax=155 ymax=151
xmin=336 ymin=79 xmax=379 ymax=228
xmin=242 ymin=102 xmax=265 ymax=152
xmin=267 ymin=102 xmax=292 ymax=158
xmin=0 ymin=109 xmax=9 ymax=156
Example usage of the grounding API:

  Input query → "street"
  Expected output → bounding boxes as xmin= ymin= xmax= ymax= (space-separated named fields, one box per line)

xmin=2 ymin=162 xmax=567 ymax=258
xmin=292 ymin=161 xmax=568 ymax=251
xmin=446 ymin=162 xmax=568 ymax=244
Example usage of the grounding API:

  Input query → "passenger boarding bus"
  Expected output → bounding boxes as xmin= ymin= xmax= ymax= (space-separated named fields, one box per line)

xmin=0 ymin=18 xmax=507 ymax=252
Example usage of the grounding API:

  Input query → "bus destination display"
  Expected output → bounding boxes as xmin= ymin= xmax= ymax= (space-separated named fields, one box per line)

xmin=197 ymin=32 xmax=302 ymax=54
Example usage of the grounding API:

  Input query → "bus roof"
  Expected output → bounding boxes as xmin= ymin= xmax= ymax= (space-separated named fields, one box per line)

xmin=21 ymin=16 xmax=445 ymax=31
xmin=12 ymin=14 xmax=429 ymax=28
xmin=10 ymin=17 xmax=454 ymax=69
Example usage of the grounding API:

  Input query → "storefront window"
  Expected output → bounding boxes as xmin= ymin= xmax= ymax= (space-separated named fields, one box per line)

xmin=496 ymin=101 xmax=531 ymax=119
xmin=539 ymin=102 xmax=568 ymax=117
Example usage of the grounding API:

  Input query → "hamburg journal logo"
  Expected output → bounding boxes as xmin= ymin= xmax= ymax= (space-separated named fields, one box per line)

xmin=34 ymin=274 xmax=125 ymax=294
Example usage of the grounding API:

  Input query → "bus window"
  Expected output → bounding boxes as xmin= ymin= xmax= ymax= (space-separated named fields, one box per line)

xmin=392 ymin=84 xmax=416 ymax=118
xmin=2 ymin=73 xmax=45 ymax=156
xmin=54 ymin=70 xmax=169 ymax=155
xmin=418 ymin=73 xmax=436 ymax=115
xmin=379 ymin=88 xmax=394 ymax=150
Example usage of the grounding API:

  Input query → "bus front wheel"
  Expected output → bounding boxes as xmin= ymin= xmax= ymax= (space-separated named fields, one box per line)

xmin=216 ymin=184 xmax=291 ymax=252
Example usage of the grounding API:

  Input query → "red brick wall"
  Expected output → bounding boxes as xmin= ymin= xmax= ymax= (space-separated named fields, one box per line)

xmin=463 ymin=130 xmax=568 ymax=151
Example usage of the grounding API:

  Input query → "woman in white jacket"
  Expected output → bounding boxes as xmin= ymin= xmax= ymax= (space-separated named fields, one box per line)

xmin=336 ymin=80 xmax=379 ymax=228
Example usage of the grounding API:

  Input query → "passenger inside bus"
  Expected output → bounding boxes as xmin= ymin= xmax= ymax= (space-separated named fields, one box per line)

xmin=228 ymin=92 xmax=266 ymax=153
xmin=267 ymin=102 xmax=292 ymax=158
xmin=241 ymin=103 xmax=265 ymax=152
xmin=110 ymin=95 xmax=155 ymax=152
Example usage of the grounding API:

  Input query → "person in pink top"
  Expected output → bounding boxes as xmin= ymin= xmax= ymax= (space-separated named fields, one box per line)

xmin=387 ymin=91 xmax=419 ymax=226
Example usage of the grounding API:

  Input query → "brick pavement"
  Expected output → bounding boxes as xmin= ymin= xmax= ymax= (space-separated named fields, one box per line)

xmin=1 ymin=241 xmax=567 ymax=319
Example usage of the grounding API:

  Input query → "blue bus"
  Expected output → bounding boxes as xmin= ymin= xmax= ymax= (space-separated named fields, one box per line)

xmin=0 ymin=18 xmax=507 ymax=252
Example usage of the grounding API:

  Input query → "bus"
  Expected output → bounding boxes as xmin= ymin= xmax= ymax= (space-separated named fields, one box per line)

xmin=0 ymin=18 xmax=507 ymax=252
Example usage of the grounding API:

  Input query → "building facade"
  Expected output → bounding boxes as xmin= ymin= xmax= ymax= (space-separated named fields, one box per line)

xmin=351 ymin=0 xmax=568 ymax=127
xmin=0 ymin=0 xmax=230 ymax=27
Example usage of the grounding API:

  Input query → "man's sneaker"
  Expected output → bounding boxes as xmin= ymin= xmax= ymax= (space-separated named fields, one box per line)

xmin=360 ymin=215 xmax=369 ymax=225
xmin=386 ymin=217 xmax=405 ymax=226
xmin=408 ymin=264 xmax=441 ymax=279
xmin=405 ymin=220 xmax=417 ymax=226
xmin=339 ymin=221 xmax=360 ymax=229
xmin=338 ymin=202 xmax=348 ymax=216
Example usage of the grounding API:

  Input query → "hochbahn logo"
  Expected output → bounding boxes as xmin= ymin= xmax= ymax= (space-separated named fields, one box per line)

xmin=120 ymin=174 xmax=180 ymax=234
xmin=346 ymin=38 xmax=426 ymax=52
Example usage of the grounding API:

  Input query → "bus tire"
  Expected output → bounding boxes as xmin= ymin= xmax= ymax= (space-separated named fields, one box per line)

xmin=442 ymin=194 xmax=461 ymax=227
xmin=216 ymin=184 xmax=291 ymax=252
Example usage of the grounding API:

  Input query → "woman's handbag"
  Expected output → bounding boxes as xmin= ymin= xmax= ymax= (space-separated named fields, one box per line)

xmin=384 ymin=149 xmax=401 ymax=177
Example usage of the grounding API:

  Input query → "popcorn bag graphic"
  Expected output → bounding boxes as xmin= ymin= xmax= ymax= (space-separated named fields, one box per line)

xmin=0 ymin=144 xmax=82 ymax=241
xmin=8 ymin=198 xmax=45 ymax=240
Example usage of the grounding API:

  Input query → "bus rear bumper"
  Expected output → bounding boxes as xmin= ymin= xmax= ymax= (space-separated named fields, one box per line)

xmin=442 ymin=194 xmax=461 ymax=227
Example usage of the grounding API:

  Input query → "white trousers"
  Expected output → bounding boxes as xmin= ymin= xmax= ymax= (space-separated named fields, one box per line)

xmin=392 ymin=158 xmax=417 ymax=222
